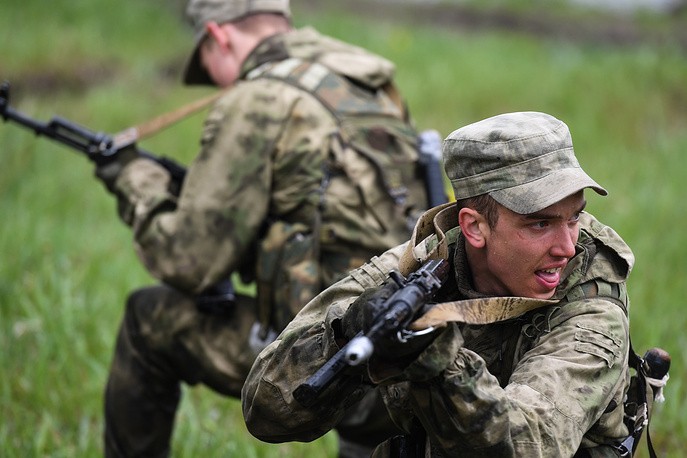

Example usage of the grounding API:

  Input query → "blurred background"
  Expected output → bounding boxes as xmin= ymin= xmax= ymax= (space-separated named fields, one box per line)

xmin=1 ymin=0 xmax=685 ymax=456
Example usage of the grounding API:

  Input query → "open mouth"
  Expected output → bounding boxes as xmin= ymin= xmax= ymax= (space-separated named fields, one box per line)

xmin=536 ymin=267 xmax=561 ymax=289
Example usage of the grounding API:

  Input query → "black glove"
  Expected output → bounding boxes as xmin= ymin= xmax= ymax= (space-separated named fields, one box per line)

xmin=341 ymin=281 xmax=400 ymax=342
xmin=340 ymin=278 xmax=439 ymax=365
xmin=94 ymin=145 xmax=138 ymax=192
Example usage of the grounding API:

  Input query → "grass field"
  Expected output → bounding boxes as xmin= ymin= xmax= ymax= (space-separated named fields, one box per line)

xmin=1 ymin=0 xmax=686 ymax=456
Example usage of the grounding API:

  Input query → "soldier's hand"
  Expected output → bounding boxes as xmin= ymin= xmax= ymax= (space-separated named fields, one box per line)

xmin=94 ymin=145 xmax=138 ymax=192
xmin=398 ymin=323 xmax=463 ymax=382
xmin=340 ymin=281 xmax=400 ymax=342
xmin=341 ymin=280 xmax=440 ymax=366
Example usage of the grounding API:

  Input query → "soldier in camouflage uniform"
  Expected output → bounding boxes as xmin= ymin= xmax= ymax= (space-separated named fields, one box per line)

xmin=95 ymin=0 xmax=430 ymax=456
xmin=243 ymin=112 xmax=636 ymax=457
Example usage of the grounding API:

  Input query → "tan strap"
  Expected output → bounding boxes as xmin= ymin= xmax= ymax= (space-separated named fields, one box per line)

xmin=410 ymin=296 xmax=556 ymax=330
xmin=111 ymin=90 xmax=226 ymax=149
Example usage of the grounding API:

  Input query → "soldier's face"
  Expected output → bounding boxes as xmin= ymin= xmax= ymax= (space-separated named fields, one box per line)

xmin=475 ymin=191 xmax=585 ymax=299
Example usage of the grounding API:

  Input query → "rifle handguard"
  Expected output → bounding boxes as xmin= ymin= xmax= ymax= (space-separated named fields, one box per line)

xmin=293 ymin=258 xmax=449 ymax=407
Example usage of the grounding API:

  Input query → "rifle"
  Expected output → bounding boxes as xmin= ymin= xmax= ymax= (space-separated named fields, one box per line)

xmin=0 ymin=80 xmax=207 ymax=193
xmin=417 ymin=129 xmax=449 ymax=207
xmin=293 ymin=258 xmax=449 ymax=407
xmin=1 ymin=81 xmax=236 ymax=306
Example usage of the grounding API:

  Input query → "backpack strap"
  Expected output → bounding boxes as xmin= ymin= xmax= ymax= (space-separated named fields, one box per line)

xmin=564 ymin=279 xmax=628 ymax=315
xmin=248 ymin=57 xmax=417 ymax=209
xmin=617 ymin=342 xmax=671 ymax=458
xmin=617 ymin=341 xmax=654 ymax=458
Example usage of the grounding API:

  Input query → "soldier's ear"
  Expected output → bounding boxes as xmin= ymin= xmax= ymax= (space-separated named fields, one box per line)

xmin=206 ymin=21 xmax=231 ymax=50
xmin=459 ymin=207 xmax=488 ymax=248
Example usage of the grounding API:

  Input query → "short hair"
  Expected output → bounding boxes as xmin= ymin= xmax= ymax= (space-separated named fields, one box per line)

xmin=456 ymin=194 xmax=500 ymax=229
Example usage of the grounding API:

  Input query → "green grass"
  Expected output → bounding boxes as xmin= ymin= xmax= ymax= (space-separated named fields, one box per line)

xmin=1 ymin=0 xmax=686 ymax=456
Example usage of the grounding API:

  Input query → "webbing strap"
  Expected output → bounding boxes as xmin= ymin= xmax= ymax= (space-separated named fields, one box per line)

xmin=409 ymin=296 xmax=556 ymax=330
xmin=565 ymin=279 xmax=627 ymax=315
xmin=619 ymin=340 xmax=659 ymax=458
xmin=112 ymin=90 xmax=225 ymax=148
xmin=572 ymin=278 xmax=654 ymax=458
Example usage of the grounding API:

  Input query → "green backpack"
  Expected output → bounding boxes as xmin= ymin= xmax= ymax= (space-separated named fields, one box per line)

xmin=248 ymin=57 xmax=435 ymax=334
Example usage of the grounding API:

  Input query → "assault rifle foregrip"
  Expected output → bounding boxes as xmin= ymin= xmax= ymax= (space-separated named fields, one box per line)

xmin=0 ymin=81 xmax=186 ymax=186
xmin=293 ymin=258 xmax=449 ymax=407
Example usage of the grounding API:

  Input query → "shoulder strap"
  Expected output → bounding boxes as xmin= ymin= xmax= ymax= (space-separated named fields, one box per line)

xmin=246 ymin=57 xmax=404 ymax=120
xmin=617 ymin=340 xmax=661 ymax=458
xmin=250 ymin=57 xmax=426 ymax=230
xmin=564 ymin=279 xmax=628 ymax=315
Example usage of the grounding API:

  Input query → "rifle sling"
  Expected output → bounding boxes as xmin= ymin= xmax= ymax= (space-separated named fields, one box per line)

xmin=409 ymin=296 xmax=556 ymax=330
xmin=111 ymin=90 xmax=226 ymax=149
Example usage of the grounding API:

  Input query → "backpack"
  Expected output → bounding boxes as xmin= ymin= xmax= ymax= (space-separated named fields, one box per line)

xmin=247 ymin=57 xmax=432 ymax=334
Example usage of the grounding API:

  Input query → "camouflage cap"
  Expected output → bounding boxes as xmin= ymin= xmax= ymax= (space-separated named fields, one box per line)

xmin=444 ymin=111 xmax=607 ymax=214
xmin=183 ymin=0 xmax=291 ymax=85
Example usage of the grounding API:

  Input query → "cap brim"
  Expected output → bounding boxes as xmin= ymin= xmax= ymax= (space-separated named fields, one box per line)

xmin=490 ymin=167 xmax=607 ymax=214
xmin=183 ymin=33 xmax=214 ymax=86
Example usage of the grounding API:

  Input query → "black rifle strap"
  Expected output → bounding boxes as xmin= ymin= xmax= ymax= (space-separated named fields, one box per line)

xmin=618 ymin=340 xmax=658 ymax=458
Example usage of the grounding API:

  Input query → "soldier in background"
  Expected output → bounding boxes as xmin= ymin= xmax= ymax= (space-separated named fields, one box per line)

xmin=243 ymin=112 xmax=636 ymax=456
xmin=96 ymin=0 xmax=430 ymax=456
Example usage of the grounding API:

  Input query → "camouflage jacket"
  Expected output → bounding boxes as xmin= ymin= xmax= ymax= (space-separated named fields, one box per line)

xmin=243 ymin=206 xmax=635 ymax=457
xmin=110 ymin=27 xmax=426 ymax=318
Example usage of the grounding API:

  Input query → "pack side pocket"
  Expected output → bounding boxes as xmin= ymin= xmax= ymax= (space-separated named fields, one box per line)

xmin=256 ymin=221 xmax=320 ymax=332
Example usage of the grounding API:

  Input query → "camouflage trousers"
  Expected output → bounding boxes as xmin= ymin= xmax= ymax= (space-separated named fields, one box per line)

xmin=104 ymin=284 xmax=402 ymax=457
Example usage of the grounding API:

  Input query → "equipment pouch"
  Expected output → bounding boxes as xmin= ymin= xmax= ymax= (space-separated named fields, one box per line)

xmin=256 ymin=220 xmax=321 ymax=332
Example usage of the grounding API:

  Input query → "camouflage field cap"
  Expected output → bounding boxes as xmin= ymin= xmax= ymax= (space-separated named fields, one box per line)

xmin=183 ymin=0 xmax=291 ymax=85
xmin=444 ymin=111 xmax=607 ymax=214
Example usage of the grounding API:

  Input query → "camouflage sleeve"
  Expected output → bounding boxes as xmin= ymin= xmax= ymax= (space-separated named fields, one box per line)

xmin=110 ymin=80 xmax=317 ymax=294
xmin=409 ymin=297 xmax=629 ymax=456
xmin=242 ymin=243 xmax=406 ymax=442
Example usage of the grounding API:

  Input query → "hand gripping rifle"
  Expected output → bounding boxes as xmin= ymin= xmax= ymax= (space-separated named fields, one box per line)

xmin=293 ymin=258 xmax=450 ymax=407
xmin=0 ymin=81 xmax=220 ymax=193
xmin=1 ymin=81 xmax=235 ymax=307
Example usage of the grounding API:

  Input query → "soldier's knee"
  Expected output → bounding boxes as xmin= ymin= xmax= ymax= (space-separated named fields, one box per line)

xmin=124 ymin=286 xmax=160 ymax=321
xmin=121 ymin=285 xmax=193 ymax=354
xmin=121 ymin=286 xmax=173 ymax=347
